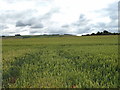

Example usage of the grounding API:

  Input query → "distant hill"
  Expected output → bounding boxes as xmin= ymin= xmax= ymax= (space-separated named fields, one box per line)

xmin=1 ymin=34 xmax=75 ymax=39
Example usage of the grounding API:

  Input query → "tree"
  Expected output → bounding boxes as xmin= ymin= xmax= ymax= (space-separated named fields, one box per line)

xmin=103 ymin=30 xmax=109 ymax=33
xmin=96 ymin=31 xmax=102 ymax=35
xmin=102 ymin=30 xmax=110 ymax=35
xmin=15 ymin=34 xmax=21 ymax=36
xmin=91 ymin=33 xmax=95 ymax=35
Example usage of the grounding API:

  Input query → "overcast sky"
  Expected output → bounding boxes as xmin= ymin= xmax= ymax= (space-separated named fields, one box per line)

xmin=0 ymin=0 xmax=118 ymax=36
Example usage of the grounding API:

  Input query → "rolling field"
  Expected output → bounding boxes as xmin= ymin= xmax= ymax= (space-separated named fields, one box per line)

xmin=2 ymin=35 xmax=119 ymax=88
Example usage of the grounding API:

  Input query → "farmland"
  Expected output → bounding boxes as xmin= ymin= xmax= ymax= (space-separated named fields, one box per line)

xmin=2 ymin=35 xmax=119 ymax=88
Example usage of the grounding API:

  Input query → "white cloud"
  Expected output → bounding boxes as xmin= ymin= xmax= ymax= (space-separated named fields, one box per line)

xmin=0 ymin=0 xmax=118 ymax=36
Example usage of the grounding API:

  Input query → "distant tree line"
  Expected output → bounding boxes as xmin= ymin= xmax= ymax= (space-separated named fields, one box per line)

xmin=82 ymin=30 xmax=120 ymax=36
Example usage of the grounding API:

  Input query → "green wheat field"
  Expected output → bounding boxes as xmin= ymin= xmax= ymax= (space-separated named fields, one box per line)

xmin=2 ymin=35 xmax=119 ymax=88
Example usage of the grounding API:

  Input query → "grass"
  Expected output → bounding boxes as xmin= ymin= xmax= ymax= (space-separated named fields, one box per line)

xmin=2 ymin=35 xmax=119 ymax=88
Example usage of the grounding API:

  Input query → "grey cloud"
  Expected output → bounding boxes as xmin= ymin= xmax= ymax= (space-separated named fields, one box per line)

xmin=95 ymin=2 xmax=117 ymax=20
xmin=106 ymin=6 xmax=117 ymax=21
xmin=16 ymin=17 xmax=44 ymax=29
xmin=31 ymin=24 xmax=44 ymax=28
xmin=15 ymin=8 xmax=59 ymax=28
xmin=0 ymin=0 xmax=59 ymax=35
xmin=79 ymin=14 xmax=87 ymax=22
xmin=93 ymin=22 xmax=107 ymax=29
xmin=92 ymin=2 xmax=118 ymax=33
xmin=70 ymin=14 xmax=92 ymax=34
xmin=16 ymin=21 xmax=31 ymax=27
xmin=73 ymin=2 xmax=118 ymax=34
xmin=16 ymin=17 xmax=40 ymax=27
xmin=0 ymin=9 xmax=37 ymax=24
xmin=97 ymin=22 xmax=106 ymax=27
xmin=59 ymin=14 xmax=93 ymax=34
xmin=0 ymin=24 xmax=8 ymax=30
xmin=72 ymin=14 xmax=90 ymax=26
xmin=61 ymin=25 xmax=69 ymax=28
xmin=101 ymin=2 xmax=117 ymax=21
xmin=1 ymin=0 xmax=60 ymax=35
xmin=2 ymin=0 xmax=117 ymax=35
xmin=61 ymin=2 xmax=118 ymax=35
xmin=40 ymin=8 xmax=59 ymax=20
xmin=76 ymin=25 xmax=92 ymax=34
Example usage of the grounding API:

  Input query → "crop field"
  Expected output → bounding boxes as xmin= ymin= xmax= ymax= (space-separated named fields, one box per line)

xmin=2 ymin=35 xmax=119 ymax=88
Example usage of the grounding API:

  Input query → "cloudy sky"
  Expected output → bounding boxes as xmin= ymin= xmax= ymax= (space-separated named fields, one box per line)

xmin=0 ymin=0 xmax=118 ymax=36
